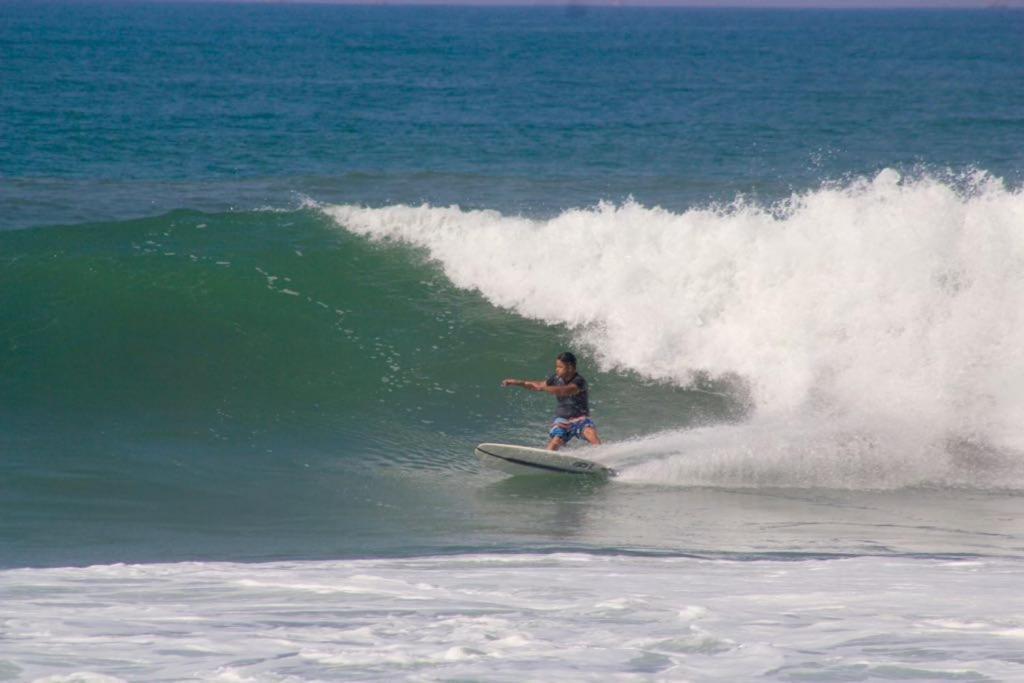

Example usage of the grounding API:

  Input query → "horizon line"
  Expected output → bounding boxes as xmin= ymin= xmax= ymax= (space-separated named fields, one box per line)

xmin=27 ymin=0 xmax=1024 ymax=8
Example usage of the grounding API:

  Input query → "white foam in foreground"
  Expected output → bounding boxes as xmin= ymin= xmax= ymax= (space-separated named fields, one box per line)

xmin=2 ymin=553 xmax=1022 ymax=681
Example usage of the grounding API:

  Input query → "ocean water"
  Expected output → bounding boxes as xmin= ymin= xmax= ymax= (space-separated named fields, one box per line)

xmin=2 ymin=4 xmax=1024 ymax=680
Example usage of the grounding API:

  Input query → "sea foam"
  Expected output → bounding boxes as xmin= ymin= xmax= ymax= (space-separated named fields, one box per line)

xmin=2 ymin=554 xmax=1021 ymax=681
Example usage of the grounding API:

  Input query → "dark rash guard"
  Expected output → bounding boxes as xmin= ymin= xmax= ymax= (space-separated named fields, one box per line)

xmin=546 ymin=373 xmax=590 ymax=419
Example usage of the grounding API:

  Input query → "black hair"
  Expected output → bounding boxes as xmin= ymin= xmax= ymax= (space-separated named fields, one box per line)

xmin=556 ymin=351 xmax=577 ymax=367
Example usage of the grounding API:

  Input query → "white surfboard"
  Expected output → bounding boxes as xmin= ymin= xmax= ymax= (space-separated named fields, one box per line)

xmin=475 ymin=443 xmax=616 ymax=478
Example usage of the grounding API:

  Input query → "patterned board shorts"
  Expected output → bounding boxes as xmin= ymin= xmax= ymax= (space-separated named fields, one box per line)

xmin=549 ymin=416 xmax=596 ymax=442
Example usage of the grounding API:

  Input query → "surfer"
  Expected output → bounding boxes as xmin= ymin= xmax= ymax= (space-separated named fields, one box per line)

xmin=501 ymin=351 xmax=601 ymax=451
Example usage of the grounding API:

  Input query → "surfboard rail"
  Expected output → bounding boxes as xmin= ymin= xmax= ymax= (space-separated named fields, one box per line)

xmin=475 ymin=442 xmax=616 ymax=478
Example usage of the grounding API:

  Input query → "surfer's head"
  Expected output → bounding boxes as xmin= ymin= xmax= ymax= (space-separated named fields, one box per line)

xmin=555 ymin=351 xmax=577 ymax=379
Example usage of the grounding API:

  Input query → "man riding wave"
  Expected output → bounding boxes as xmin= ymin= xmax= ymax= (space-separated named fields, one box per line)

xmin=502 ymin=351 xmax=602 ymax=451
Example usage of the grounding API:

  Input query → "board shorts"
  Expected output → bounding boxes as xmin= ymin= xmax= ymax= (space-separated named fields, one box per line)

xmin=549 ymin=416 xmax=596 ymax=443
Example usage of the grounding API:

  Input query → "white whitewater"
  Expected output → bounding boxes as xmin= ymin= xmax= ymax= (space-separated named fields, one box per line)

xmin=323 ymin=170 xmax=1024 ymax=489
xmin=2 ymin=554 xmax=1021 ymax=681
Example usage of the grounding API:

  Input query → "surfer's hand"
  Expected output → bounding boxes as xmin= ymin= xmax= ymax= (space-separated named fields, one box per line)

xmin=501 ymin=379 xmax=518 ymax=387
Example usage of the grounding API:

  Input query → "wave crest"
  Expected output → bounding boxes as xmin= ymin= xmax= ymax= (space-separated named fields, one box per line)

xmin=322 ymin=170 xmax=1024 ymax=482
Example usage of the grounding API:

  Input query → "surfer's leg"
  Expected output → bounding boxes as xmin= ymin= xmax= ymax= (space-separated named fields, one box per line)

xmin=581 ymin=426 xmax=602 ymax=445
xmin=548 ymin=419 xmax=570 ymax=450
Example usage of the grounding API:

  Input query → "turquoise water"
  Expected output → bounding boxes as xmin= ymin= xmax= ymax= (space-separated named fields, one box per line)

xmin=2 ymin=6 xmax=1024 ymax=678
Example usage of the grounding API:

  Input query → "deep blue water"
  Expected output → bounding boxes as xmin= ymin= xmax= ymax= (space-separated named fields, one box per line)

xmin=3 ymin=4 xmax=1023 ymax=228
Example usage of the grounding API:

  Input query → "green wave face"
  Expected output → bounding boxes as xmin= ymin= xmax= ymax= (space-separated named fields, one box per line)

xmin=0 ymin=209 xmax=728 ymax=566
xmin=3 ymin=212 xmax=495 ymax=446
xmin=1 ymin=209 xmax=721 ymax=461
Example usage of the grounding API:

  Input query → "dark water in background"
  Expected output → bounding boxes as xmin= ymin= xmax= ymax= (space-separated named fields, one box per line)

xmin=2 ymin=4 xmax=1024 ymax=570
xmin=3 ymin=4 xmax=1023 ymax=228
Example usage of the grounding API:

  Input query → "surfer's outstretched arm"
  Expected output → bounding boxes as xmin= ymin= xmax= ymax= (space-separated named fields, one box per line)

xmin=501 ymin=379 xmax=546 ymax=391
xmin=501 ymin=379 xmax=579 ymax=397
xmin=501 ymin=378 xmax=581 ymax=401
